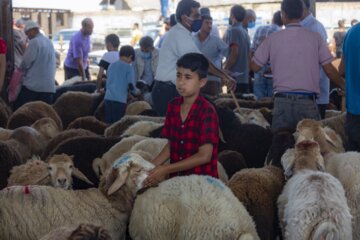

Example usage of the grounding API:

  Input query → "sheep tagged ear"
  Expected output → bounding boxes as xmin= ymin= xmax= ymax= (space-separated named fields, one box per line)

xmin=72 ymin=168 xmax=94 ymax=185
xmin=107 ymin=165 xmax=130 ymax=196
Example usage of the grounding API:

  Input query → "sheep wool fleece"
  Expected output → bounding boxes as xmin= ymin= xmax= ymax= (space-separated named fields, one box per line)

xmin=130 ymin=175 xmax=259 ymax=240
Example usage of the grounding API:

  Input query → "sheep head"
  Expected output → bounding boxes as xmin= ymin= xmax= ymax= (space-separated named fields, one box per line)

xmin=31 ymin=117 xmax=61 ymax=141
xmin=44 ymin=154 xmax=93 ymax=189
xmin=295 ymin=119 xmax=344 ymax=154
xmin=101 ymin=153 xmax=155 ymax=196
xmin=281 ymin=140 xmax=324 ymax=179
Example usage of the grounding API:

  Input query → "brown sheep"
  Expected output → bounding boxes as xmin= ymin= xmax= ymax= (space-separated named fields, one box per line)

xmin=0 ymin=98 xmax=12 ymax=128
xmin=53 ymin=92 xmax=104 ymax=128
xmin=218 ymin=150 xmax=247 ymax=179
xmin=31 ymin=117 xmax=62 ymax=142
xmin=42 ymin=129 xmax=97 ymax=159
xmin=0 ymin=141 xmax=22 ymax=189
xmin=125 ymin=101 xmax=152 ymax=116
xmin=40 ymin=223 xmax=112 ymax=240
xmin=67 ymin=116 xmax=108 ymax=135
xmin=7 ymin=101 xmax=63 ymax=130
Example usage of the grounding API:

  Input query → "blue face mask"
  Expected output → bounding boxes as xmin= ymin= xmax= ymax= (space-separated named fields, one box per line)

xmin=141 ymin=52 xmax=151 ymax=60
xmin=191 ymin=19 xmax=203 ymax=32
xmin=247 ymin=21 xmax=255 ymax=29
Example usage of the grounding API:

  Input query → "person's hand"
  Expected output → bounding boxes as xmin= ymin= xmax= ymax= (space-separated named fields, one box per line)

xmin=143 ymin=165 xmax=168 ymax=188
xmin=223 ymin=75 xmax=236 ymax=92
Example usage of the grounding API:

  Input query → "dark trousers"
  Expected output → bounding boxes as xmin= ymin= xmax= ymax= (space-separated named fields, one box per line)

xmin=14 ymin=86 xmax=54 ymax=110
xmin=104 ymin=100 xmax=126 ymax=124
xmin=235 ymin=83 xmax=249 ymax=94
xmin=317 ymin=104 xmax=327 ymax=119
xmin=345 ymin=112 xmax=360 ymax=151
xmin=64 ymin=65 xmax=90 ymax=81
xmin=151 ymin=80 xmax=179 ymax=116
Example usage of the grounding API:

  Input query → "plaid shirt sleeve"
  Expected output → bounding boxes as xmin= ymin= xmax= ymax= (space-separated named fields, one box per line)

xmin=199 ymin=106 xmax=219 ymax=146
xmin=0 ymin=39 xmax=6 ymax=54
xmin=160 ymin=102 xmax=172 ymax=139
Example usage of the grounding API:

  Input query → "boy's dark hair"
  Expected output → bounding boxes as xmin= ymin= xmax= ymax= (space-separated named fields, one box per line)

xmin=273 ymin=11 xmax=283 ymax=26
xmin=281 ymin=0 xmax=303 ymax=20
xmin=176 ymin=53 xmax=209 ymax=79
xmin=202 ymin=15 xmax=212 ymax=21
xmin=176 ymin=0 xmax=200 ymax=24
xmin=105 ymin=34 xmax=120 ymax=49
xmin=230 ymin=5 xmax=246 ymax=22
xmin=119 ymin=45 xmax=135 ymax=61
xmin=139 ymin=36 xmax=154 ymax=49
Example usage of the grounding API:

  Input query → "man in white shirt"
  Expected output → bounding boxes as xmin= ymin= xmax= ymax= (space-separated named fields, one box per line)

xmin=152 ymin=0 xmax=235 ymax=116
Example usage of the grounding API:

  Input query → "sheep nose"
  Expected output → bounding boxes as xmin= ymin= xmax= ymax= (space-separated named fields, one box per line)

xmin=57 ymin=178 xmax=67 ymax=185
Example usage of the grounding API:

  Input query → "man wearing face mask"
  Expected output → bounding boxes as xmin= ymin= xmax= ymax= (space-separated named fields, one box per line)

xmin=243 ymin=9 xmax=257 ymax=32
xmin=152 ymin=0 xmax=236 ymax=116
xmin=223 ymin=5 xmax=251 ymax=93
xmin=134 ymin=36 xmax=159 ymax=89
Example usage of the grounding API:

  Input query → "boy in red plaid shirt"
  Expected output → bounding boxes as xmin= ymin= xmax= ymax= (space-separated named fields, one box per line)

xmin=144 ymin=53 xmax=219 ymax=187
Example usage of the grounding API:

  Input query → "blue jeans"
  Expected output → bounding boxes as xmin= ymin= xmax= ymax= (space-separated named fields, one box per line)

xmin=104 ymin=100 xmax=126 ymax=124
xmin=160 ymin=0 xmax=169 ymax=17
xmin=254 ymin=67 xmax=273 ymax=99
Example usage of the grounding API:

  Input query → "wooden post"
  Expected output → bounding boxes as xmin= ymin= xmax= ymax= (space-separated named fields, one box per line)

xmin=0 ymin=0 xmax=13 ymax=101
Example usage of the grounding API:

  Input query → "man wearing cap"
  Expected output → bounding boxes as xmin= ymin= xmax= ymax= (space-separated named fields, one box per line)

xmin=15 ymin=20 xmax=56 ymax=109
xmin=64 ymin=18 xmax=94 ymax=81
xmin=15 ymin=20 xmax=56 ymax=108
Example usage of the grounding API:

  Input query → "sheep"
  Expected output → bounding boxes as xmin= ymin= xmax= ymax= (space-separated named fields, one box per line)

xmin=296 ymin=119 xmax=360 ymax=239
xmin=42 ymin=129 xmax=97 ymax=159
xmin=215 ymin=97 xmax=273 ymax=110
xmin=5 ymin=126 xmax=46 ymax=162
xmin=138 ymin=109 xmax=159 ymax=117
xmin=218 ymin=150 xmax=247 ymax=179
xmin=0 ymin=141 xmax=22 ymax=189
xmin=129 ymin=168 xmax=260 ymax=239
xmin=277 ymin=140 xmax=352 ymax=240
xmin=125 ymin=100 xmax=152 ymax=116
xmin=31 ymin=117 xmax=61 ymax=142
xmin=121 ymin=121 xmax=164 ymax=137
xmin=7 ymin=101 xmax=63 ymax=130
xmin=0 ymin=127 xmax=13 ymax=140
xmin=49 ymin=136 xmax=121 ymax=189
xmin=7 ymin=154 xmax=93 ymax=189
xmin=104 ymin=115 xmax=165 ymax=137
xmin=234 ymin=108 xmax=270 ymax=128
xmin=53 ymin=91 xmax=104 ymax=128
xmin=67 ymin=116 xmax=108 ymax=135
xmin=40 ymin=223 xmax=112 ymax=240
xmin=54 ymin=82 xmax=97 ymax=102
xmin=325 ymin=109 xmax=342 ymax=119
xmin=0 ymin=152 xmax=153 ymax=240
xmin=0 ymin=98 xmax=11 ymax=128
xmin=320 ymin=112 xmax=346 ymax=147
xmin=227 ymin=131 xmax=293 ymax=240
xmin=217 ymin=107 xmax=273 ymax=168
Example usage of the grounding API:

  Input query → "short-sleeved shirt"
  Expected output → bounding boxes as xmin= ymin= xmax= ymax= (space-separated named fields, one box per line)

xmin=223 ymin=22 xmax=250 ymax=84
xmin=193 ymin=33 xmax=228 ymax=82
xmin=64 ymin=31 xmax=91 ymax=69
xmin=343 ymin=24 xmax=360 ymax=114
xmin=98 ymin=51 xmax=119 ymax=71
xmin=251 ymin=24 xmax=281 ymax=52
xmin=161 ymin=95 xmax=219 ymax=178
xmin=253 ymin=23 xmax=333 ymax=94
xmin=334 ymin=31 xmax=346 ymax=53
xmin=300 ymin=13 xmax=330 ymax=104
xmin=104 ymin=60 xmax=135 ymax=103
xmin=155 ymin=23 xmax=201 ymax=84
xmin=0 ymin=38 xmax=6 ymax=54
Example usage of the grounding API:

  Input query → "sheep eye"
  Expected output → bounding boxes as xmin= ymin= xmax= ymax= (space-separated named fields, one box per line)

xmin=47 ymin=166 xmax=52 ymax=171
xmin=69 ymin=165 xmax=73 ymax=169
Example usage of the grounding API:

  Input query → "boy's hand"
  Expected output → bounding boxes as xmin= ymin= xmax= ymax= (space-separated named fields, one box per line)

xmin=143 ymin=165 xmax=168 ymax=187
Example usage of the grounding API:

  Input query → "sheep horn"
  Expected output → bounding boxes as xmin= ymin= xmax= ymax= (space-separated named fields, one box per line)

xmin=72 ymin=168 xmax=94 ymax=185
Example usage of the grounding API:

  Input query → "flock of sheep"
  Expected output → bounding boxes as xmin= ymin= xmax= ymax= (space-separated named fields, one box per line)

xmin=0 ymin=82 xmax=354 ymax=240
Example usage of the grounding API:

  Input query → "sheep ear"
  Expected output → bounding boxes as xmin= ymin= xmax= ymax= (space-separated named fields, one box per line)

xmin=34 ymin=171 xmax=50 ymax=184
xmin=72 ymin=168 xmax=94 ymax=185
xmin=107 ymin=165 xmax=130 ymax=196
xmin=322 ymin=129 xmax=337 ymax=148
xmin=92 ymin=158 xmax=102 ymax=179
xmin=284 ymin=164 xmax=294 ymax=179
xmin=316 ymin=162 xmax=325 ymax=172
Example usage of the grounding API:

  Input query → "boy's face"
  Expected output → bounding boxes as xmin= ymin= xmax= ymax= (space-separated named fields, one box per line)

xmin=176 ymin=67 xmax=207 ymax=97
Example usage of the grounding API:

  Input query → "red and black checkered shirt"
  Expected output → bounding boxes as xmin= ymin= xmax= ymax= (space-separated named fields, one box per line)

xmin=0 ymin=38 xmax=6 ymax=54
xmin=161 ymin=95 xmax=219 ymax=178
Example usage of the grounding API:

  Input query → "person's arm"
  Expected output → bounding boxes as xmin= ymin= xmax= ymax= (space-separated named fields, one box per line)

xmin=76 ymin=57 xmax=85 ymax=80
xmin=250 ymin=37 xmax=270 ymax=73
xmin=322 ymin=63 xmax=345 ymax=90
xmin=151 ymin=142 xmax=171 ymax=166
xmin=143 ymin=144 xmax=213 ymax=187
xmin=96 ymin=66 xmax=105 ymax=91
xmin=338 ymin=55 xmax=345 ymax=77
xmin=0 ymin=53 xmax=5 ymax=92
xmin=208 ymin=60 xmax=236 ymax=91
xmin=224 ymin=44 xmax=238 ymax=70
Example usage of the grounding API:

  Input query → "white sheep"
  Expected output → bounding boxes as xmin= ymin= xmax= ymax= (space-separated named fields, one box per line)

xmin=121 ymin=120 xmax=163 ymax=137
xmin=0 ymin=152 xmax=154 ymax=240
xmin=7 ymin=154 xmax=93 ymax=189
xmin=234 ymin=108 xmax=270 ymax=128
xmin=278 ymin=140 xmax=352 ymax=240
